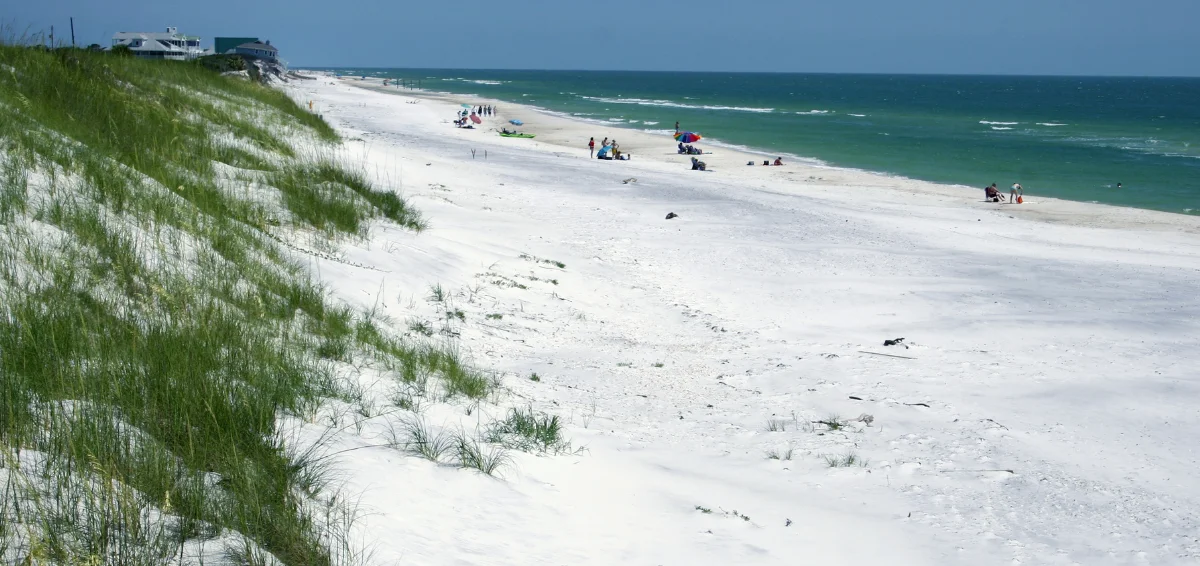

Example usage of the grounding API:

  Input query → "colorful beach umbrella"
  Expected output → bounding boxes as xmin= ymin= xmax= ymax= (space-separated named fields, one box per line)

xmin=674 ymin=132 xmax=702 ymax=143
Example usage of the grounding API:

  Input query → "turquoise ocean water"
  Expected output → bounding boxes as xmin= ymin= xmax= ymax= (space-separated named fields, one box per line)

xmin=318 ymin=69 xmax=1200 ymax=215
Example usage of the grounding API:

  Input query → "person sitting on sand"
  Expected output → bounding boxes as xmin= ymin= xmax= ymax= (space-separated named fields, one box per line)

xmin=678 ymin=142 xmax=686 ymax=154
xmin=773 ymin=157 xmax=784 ymax=166
xmin=985 ymin=183 xmax=1005 ymax=202
xmin=691 ymin=157 xmax=707 ymax=171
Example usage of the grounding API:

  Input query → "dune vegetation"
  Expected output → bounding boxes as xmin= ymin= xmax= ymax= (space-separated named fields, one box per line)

xmin=0 ymin=45 xmax=501 ymax=564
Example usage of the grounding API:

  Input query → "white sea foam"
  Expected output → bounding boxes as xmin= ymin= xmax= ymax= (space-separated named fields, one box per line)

xmin=980 ymin=121 xmax=1020 ymax=125
xmin=643 ymin=121 xmax=659 ymax=125
xmin=608 ymin=118 xmax=625 ymax=122
xmin=470 ymin=80 xmax=504 ymax=86
xmin=991 ymin=127 xmax=1014 ymax=131
xmin=795 ymin=110 xmax=831 ymax=115
xmin=848 ymin=114 xmax=867 ymax=117
xmin=579 ymin=96 xmax=774 ymax=113
xmin=1038 ymin=122 xmax=1069 ymax=127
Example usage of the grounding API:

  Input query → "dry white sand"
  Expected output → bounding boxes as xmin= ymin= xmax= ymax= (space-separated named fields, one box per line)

xmin=285 ymin=75 xmax=1200 ymax=565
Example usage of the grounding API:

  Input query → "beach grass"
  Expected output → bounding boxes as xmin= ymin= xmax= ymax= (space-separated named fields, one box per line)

xmin=0 ymin=44 xmax=486 ymax=564
xmin=485 ymin=406 xmax=572 ymax=454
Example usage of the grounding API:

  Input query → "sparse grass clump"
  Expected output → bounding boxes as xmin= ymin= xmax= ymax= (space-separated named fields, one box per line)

xmin=407 ymin=319 xmax=434 ymax=337
xmin=485 ymin=406 xmax=573 ymax=454
xmin=395 ymin=417 xmax=454 ymax=463
xmin=816 ymin=414 xmax=847 ymax=431
xmin=519 ymin=253 xmax=566 ymax=269
xmin=824 ymin=451 xmax=868 ymax=468
xmin=453 ymin=433 xmax=511 ymax=476
xmin=766 ymin=446 xmax=795 ymax=461
xmin=428 ymin=283 xmax=446 ymax=303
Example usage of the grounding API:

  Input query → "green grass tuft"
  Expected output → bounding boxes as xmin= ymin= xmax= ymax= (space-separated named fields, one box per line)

xmin=824 ymin=451 xmax=868 ymax=468
xmin=485 ymin=406 xmax=573 ymax=454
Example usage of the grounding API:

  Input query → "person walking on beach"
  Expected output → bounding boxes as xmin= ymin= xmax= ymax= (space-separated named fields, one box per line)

xmin=1010 ymin=182 xmax=1023 ymax=203
xmin=588 ymin=137 xmax=596 ymax=158
xmin=675 ymin=121 xmax=680 ymax=134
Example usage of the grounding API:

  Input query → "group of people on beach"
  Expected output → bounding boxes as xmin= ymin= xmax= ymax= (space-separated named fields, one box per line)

xmin=985 ymin=183 xmax=1023 ymax=203
xmin=453 ymin=105 xmax=498 ymax=128
xmin=589 ymin=137 xmax=630 ymax=161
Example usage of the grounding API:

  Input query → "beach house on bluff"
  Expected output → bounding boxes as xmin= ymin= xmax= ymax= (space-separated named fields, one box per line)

xmin=214 ymin=37 xmax=259 ymax=57
xmin=111 ymin=27 xmax=209 ymax=60
xmin=233 ymin=41 xmax=279 ymax=63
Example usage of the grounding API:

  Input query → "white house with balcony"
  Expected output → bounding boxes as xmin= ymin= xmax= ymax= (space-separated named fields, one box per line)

xmin=111 ymin=27 xmax=210 ymax=61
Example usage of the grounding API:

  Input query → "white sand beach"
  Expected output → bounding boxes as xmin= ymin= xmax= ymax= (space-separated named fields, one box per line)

xmin=283 ymin=75 xmax=1200 ymax=565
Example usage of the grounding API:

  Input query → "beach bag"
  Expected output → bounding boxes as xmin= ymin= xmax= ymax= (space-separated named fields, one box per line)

xmin=1017 ymin=196 xmax=1024 ymax=204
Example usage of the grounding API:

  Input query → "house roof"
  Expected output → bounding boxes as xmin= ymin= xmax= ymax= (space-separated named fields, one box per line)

xmin=236 ymin=41 xmax=278 ymax=53
xmin=114 ymin=31 xmax=189 ymax=42
xmin=132 ymin=40 xmax=171 ymax=52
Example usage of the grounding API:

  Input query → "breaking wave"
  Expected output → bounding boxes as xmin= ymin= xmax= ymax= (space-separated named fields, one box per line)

xmin=579 ymin=96 xmax=774 ymax=113
xmin=980 ymin=121 xmax=1020 ymax=125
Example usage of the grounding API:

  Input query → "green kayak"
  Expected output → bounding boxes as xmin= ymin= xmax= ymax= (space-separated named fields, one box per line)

xmin=499 ymin=133 xmax=535 ymax=139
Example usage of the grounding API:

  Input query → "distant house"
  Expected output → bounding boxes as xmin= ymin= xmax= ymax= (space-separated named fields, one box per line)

xmin=215 ymin=37 xmax=259 ymax=56
xmin=111 ymin=27 xmax=209 ymax=60
xmin=234 ymin=41 xmax=278 ymax=63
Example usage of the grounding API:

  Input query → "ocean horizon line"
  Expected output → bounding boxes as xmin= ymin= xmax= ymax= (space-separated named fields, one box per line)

xmin=300 ymin=66 xmax=1200 ymax=80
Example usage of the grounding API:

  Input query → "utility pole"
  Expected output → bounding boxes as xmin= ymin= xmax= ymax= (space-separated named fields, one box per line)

xmin=70 ymin=17 xmax=76 ymax=47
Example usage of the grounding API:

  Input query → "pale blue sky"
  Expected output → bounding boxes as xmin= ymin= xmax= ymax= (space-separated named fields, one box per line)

xmin=9 ymin=0 xmax=1200 ymax=76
